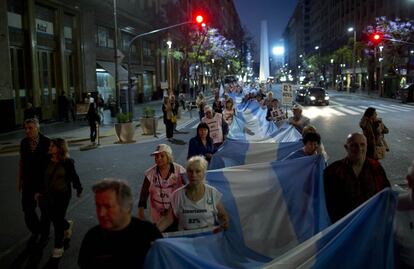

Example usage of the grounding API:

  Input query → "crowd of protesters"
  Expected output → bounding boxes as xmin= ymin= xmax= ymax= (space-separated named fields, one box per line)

xmin=17 ymin=80 xmax=412 ymax=269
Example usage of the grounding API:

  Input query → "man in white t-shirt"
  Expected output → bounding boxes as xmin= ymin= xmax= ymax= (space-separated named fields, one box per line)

xmin=394 ymin=160 xmax=414 ymax=269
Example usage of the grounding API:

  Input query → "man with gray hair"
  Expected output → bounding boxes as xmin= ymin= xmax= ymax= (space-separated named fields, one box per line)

xmin=394 ymin=161 xmax=414 ymax=268
xmin=18 ymin=118 xmax=50 ymax=245
xmin=324 ymin=133 xmax=390 ymax=223
xmin=78 ymin=178 xmax=162 ymax=269
xmin=288 ymin=104 xmax=310 ymax=133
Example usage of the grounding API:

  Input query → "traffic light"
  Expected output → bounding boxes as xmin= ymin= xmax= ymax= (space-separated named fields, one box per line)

xmin=195 ymin=15 xmax=203 ymax=24
xmin=370 ymin=32 xmax=383 ymax=46
xmin=194 ymin=14 xmax=206 ymax=29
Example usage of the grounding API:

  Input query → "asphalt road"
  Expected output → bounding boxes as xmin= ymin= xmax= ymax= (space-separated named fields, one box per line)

xmin=0 ymin=87 xmax=413 ymax=268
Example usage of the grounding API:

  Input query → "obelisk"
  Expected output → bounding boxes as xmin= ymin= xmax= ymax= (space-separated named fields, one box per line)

xmin=259 ymin=20 xmax=269 ymax=82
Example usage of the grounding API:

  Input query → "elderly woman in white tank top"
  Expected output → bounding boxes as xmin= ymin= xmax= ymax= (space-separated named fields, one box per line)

xmin=157 ymin=156 xmax=229 ymax=232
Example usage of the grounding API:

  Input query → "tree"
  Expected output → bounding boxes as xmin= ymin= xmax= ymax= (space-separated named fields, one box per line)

xmin=365 ymin=16 xmax=414 ymax=74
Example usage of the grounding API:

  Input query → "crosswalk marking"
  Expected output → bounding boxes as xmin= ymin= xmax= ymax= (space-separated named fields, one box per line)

xmin=348 ymin=106 xmax=366 ymax=113
xmin=372 ymin=105 xmax=398 ymax=112
xmin=324 ymin=107 xmax=346 ymax=116
xmin=334 ymin=106 xmax=360 ymax=115
xmin=387 ymin=104 xmax=412 ymax=111
xmin=358 ymin=106 xmax=387 ymax=114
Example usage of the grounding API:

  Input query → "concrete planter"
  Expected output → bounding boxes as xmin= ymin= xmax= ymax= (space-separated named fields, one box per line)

xmin=140 ymin=117 xmax=158 ymax=135
xmin=114 ymin=122 xmax=135 ymax=143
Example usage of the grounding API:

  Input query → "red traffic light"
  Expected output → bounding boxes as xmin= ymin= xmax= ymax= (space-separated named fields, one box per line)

xmin=370 ymin=32 xmax=383 ymax=45
xmin=195 ymin=15 xmax=204 ymax=24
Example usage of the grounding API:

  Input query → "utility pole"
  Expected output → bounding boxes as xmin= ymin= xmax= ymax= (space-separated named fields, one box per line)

xmin=113 ymin=0 xmax=120 ymax=113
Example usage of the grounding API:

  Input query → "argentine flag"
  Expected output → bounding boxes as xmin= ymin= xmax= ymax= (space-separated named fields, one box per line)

xmin=145 ymin=156 xmax=396 ymax=268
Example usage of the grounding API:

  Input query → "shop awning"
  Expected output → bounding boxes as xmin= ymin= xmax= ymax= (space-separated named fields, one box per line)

xmin=97 ymin=61 xmax=130 ymax=82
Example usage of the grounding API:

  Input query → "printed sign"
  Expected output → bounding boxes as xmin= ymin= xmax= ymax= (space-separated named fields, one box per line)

xmin=281 ymin=83 xmax=293 ymax=106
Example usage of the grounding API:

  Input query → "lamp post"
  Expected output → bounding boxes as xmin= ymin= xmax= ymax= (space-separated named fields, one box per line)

xmin=330 ymin=58 xmax=334 ymax=89
xmin=166 ymin=40 xmax=173 ymax=95
xmin=348 ymin=27 xmax=357 ymax=92
xmin=113 ymin=0 xmax=120 ymax=113
xmin=379 ymin=45 xmax=384 ymax=97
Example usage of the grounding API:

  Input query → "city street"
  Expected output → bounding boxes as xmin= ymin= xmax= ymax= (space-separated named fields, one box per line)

xmin=0 ymin=88 xmax=413 ymax=268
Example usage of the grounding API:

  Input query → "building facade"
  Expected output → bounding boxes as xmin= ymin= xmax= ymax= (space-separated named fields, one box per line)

xmin=0 ymin=0 xmax=243 ymax=132
xmin=283 ymin=0 xmax=414 ymax=88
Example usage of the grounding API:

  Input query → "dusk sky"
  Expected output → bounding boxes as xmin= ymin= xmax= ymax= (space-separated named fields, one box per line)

xmin=234 ymin=0 xmax=298 ymax=53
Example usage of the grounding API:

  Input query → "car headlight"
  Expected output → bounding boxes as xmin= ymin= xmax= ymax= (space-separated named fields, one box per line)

xmin=310 ymin=96 xmax=316 ymax=101
xmin=325 ymin=96 xmax=330 ymax=100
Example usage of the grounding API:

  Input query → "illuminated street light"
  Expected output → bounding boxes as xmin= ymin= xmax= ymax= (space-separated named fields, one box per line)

xmin=315 ymin=46 xmax=319 ymax=50
xmin=330 ymin=58 xmax=334 ymax=64
xmin=347 ymin=27 xmax=354 ymax=32
xmin=166 ymin=40 xmax=172 ymax=49
xmin=272 ymin=46 xmax=284 ymax=55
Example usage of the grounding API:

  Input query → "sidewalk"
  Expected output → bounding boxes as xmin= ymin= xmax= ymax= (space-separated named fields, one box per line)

xmin=0 ymin=93 xmax=213 ymax=154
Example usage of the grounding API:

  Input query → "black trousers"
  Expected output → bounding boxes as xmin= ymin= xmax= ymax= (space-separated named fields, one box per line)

xmin=39 ymin=193 xmax=71 ymax=248
xmin=21 ymin=190 xmax=42 ymax=235
xmin=165 ymin=119 xmax=174 ymax=139
xmin=89 ymin=121 xmax=97 ymax=142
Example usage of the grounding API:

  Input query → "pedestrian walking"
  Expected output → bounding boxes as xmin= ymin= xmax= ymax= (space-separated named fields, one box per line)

xmin=288 ymin=104 xmax=310 ymax=133
xmin=86 ymin=101 xmax=100 ymax=146
xmin=323 ymin=133 xmax=390 ymax=223
xmin=187 ymin=122 xmax=217 ymax=162
xmin=162 ymin=96 xmax=174 ymax=142
xmin=18 ymin=118 xmax=50 ymax=246
xmin=359 ymin=107 xmax=389 ymax=160
xmin=67 ymin=93 xmax=76 ymax=122
xmin=157 ymin=156 xmax=229 ymax=232
xmin=201 ymin=105 xmax=224 ymax=148
xmin=39 ymin=138 xmax=83 ymax=258
xmin=137 ymin=144 xmax=186 ymax=232
xmin=79 ymin=179 xmax=162 ymax=268
xmin=23 ymin=102 xmax=38 ymax=121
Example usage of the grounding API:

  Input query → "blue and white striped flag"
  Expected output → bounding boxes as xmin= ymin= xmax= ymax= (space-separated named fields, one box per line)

xmin=144 ymin=156 xmax=396 ymax=268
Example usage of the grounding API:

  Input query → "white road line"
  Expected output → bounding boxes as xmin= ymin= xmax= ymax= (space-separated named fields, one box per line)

xmin=334 ymin=106 xmax=360 ymax=115
xmin=386 ymin=105 xmax=412 ymax=111
xmin=400 ymin=104 xmax=414 ymax=110
xmin=329 ymin=100 xmax=342 ymax=105
xmin=374 ymin=105 xmax=401 ymax=112
xmin=347 ymin=106 xmax=366 ymax=113
xmin=324 ymin=107 xmax=346 ymax=116
xmin=358 ymin=106 xmax=386 ymax=114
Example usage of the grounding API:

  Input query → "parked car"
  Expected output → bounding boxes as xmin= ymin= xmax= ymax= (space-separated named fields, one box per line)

xmin=297 ymin=87 xmax=330 ymax=106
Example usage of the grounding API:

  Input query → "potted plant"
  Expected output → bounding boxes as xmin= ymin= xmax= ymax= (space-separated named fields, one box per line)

xmin=140 ymin=106 xmax=158 ymax=135
xmin=114 ymin=112 xmax=135 ymax=143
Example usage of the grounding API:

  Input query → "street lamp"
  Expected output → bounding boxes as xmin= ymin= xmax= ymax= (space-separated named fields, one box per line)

xmin=348 ymin=27 xmax=357 ymax=92
xmin=166 ymin=40 xmax=173 ymax=95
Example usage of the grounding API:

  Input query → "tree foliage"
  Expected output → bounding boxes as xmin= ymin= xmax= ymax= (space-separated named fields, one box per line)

xmin=365 ymin=17 xmax=414 ymax=73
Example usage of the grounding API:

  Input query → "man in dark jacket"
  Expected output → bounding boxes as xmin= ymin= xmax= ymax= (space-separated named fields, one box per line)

xmin=18 ymin=118 xmax=51 ymax=245
xmin=324 ymin=133 xmax=390 ymax=223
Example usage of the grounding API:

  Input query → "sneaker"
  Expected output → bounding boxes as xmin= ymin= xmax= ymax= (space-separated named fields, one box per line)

xmin=52 ymin=247 xmax=64 ymax=258
xmin=64 ymin=220 xmax=74 ymax=240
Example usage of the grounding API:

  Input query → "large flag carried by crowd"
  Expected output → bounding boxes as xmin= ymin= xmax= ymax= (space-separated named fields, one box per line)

xmin=145 ymin=156 xmax=396 ymax=268
xmin=144 ymin=84 xmax=397 ymax=268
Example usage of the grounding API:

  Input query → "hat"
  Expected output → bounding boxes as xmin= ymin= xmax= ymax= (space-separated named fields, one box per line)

xmin=204 ymin=105 xmax=213 ymax=113
xmin=151 ymin=144 xmax=172 ymax=156
xmin=292 ymin=104 xmax=303 ymax=111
